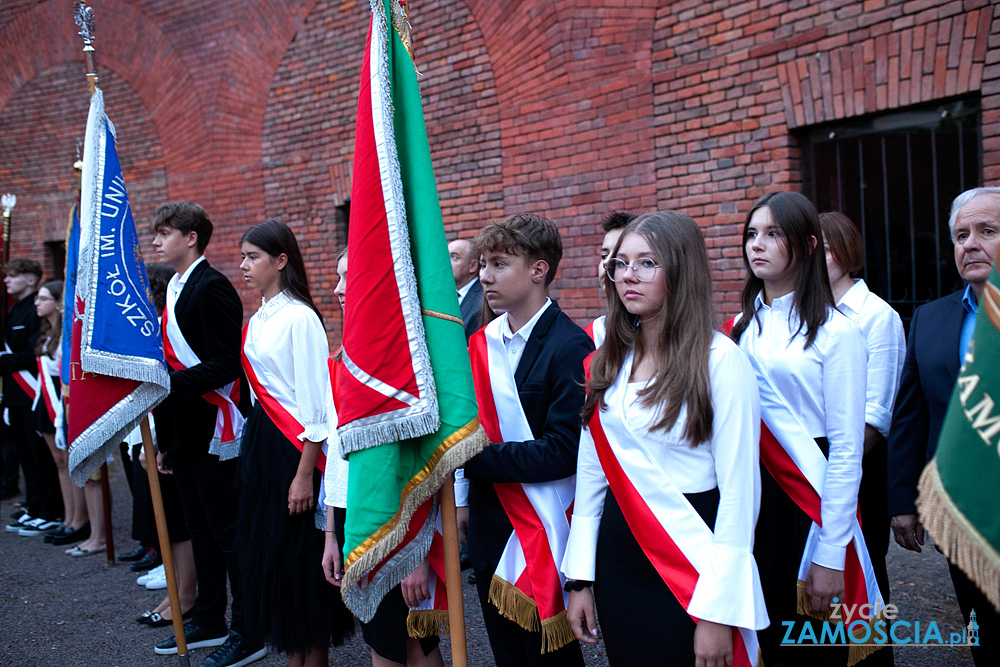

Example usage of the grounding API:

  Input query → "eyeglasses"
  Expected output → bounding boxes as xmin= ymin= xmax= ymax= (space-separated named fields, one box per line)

xmin=606 ymin=258 xmax=661 ymax=283
xmin=34 ymin=295 xmax=55 ymax=303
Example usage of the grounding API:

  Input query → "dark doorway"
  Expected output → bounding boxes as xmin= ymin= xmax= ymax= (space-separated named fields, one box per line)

xmin=801 ymin=98 xmax=982 ymax=325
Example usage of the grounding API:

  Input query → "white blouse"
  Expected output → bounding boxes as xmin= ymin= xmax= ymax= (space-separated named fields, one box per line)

xmin=244 ymin=290 xmax=330 ymax=444
xmin=563 ymin=333 xmax=767 ymax=629
xmin=737 ymin=291 xmax=867 ymax=571
xmin=836 ymin=280 xmax=905 ymax=438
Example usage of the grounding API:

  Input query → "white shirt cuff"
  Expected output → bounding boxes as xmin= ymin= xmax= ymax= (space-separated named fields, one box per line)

xmin=454 ymin=469 xmax=469 ymax=508
xmin=687 ymin=546 xmax=769 ymax=630
xmin=812 ymin=540 xmax=847 ymax=571
xmin=560 ymin=515 xmax=601 ymax=582
xmin=865 ymin=403 xmax=893 ymax=438
xmin=298 ymin=422 xmax=329 ymax=444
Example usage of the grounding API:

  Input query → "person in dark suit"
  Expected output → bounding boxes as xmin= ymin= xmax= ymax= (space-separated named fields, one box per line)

xmin=149 ymin=202 xmax=265 ymax=667
xmin=456 ymin=214 xmax=593 ymax=667
xmin=2 ymin=258 xmax=63 ymax=532
xmin=449 ymin=238 xmax=483 ymax=340
xmin=888 ymin=186 xmax=1000 ymax=666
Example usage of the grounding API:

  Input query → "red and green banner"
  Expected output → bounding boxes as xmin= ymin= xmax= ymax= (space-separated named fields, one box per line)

xmin=919 ymin=264 xmax=1000 ymax=611
xmin=340 ymin=0 xmax=485 ymax=622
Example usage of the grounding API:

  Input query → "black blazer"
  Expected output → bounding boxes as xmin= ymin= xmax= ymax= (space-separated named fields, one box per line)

xmin=464 ymin=304 xmax=595 ymax=573
xmin=0 ymin=294 xmax=41 ymax=408
xmin=460 ymin=278 xmax=483 ymax=342
xmin=886 ymin=289 xmax=965 ymax=517
xmin=155 ymin=260 xmax=246 ymax=456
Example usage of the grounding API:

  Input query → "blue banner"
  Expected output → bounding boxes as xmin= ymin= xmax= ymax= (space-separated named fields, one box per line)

xmin=61 ymin=204 xmax=79 ymax=385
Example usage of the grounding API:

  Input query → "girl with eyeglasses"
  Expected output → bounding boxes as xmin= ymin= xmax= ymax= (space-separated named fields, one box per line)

xmin=563 ymin=212 xmax=768 ymax=667
xmin=731 ymin=192 xmax=871 ymax=667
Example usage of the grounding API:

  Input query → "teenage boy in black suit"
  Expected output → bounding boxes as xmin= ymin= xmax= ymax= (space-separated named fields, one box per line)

xmin=459 ymin=214 xmax=593 ymax=667
xmin=2 ymin=258 xmax=63 ymax=533
xmin=149 ymin=202 xmax=265 ymax=667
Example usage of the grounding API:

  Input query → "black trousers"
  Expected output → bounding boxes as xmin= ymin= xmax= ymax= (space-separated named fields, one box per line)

xmin=950 ymin=560 xmax=1000 ymax=667
xmin=474 ymin=567 xmax=584 ymax=667
xmin=8 ymin=407 xmax=61 ymax=519
xmin=856 ymin=439 xmax=894 ymax=667
xmin=0 ymin=417 xmax=20 ymax=495
xmin=170 ymin=447 xmax=244 ymax=634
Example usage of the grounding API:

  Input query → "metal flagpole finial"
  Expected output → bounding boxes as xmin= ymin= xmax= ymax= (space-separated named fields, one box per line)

xmin=74 ymin=2 xmax=99 ymax=93
xmin=1 ymin=194 xmax=15 ymax=218
xmin=74 ymin=2 xmax=95 ymax=49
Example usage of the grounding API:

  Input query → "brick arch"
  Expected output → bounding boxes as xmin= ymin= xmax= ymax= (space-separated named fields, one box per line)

xmin=775 ymin=6 xmax=994 ymax=129
xmin=0 ymin=63 xmax=167 ymax=269
xmin=260 ymin=0 xmax=505 ymax=335
xmin=0 ymin=0 xmax=209 ymax=178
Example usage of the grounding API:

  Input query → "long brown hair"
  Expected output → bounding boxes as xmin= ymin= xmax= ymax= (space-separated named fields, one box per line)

xmin=582 ymin=212 xmax=715 ymax=445
xmin=730 ymin=191 xmax=833 ymax=349
xmin=34 ymin=280 xmax=63 ymax=358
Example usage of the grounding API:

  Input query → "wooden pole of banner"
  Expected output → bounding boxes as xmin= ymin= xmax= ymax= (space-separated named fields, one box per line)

xmin=72 ymin=3 xmax=186 ymax=665
xmin=0 ymin=197 xmax=12 ymax=479
xmin=142 ymin=417 xmax=190 ymax=665
xmin=99 ymin=463 xmax=114 ymax=565
xmin=439 ymin=478 xmax=468 ymax=667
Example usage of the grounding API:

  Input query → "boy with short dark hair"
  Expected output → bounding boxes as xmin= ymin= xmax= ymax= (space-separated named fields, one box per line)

xmin=588 ymin=211 xmax=635 ymax=346
xmin=3 ymin=258 xmax=64 ymax=534
xmin=149 ymin=201 xmax=264 ymax=667
xmin=460 ymin=213 xmax=593 ymax=667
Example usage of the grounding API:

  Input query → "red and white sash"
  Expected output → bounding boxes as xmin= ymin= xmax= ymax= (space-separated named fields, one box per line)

xmin=585 ymin=357 xmax=761 ymax=666
xmin=469 ymin=320 xmax=575 ymax=653
xmin=241 ymin=324 xmax=326 ymax=472
xmin=162 ymin=304 xmax=243 ymax=460
xmin=4 ymin=342 xmax=39 ymax=402
xmin=33 ymin=354 xmax=66 ymax=449
xmin=723 ymin=319 xmax=886 ymax=661
xmin=584 ymin=316 xmax=606 ymax=348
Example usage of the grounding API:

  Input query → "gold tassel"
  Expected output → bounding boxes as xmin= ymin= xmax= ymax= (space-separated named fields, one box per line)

xmin=488 ymin=575 xmax=541 ymax=631
xmin=918 ymin=460 xmax=1000 ymax=612
xmin=540 ymin=612 xmax=576 ymax=654
xmin=406 ymin=609 xmax=450 ymax=638
xmin=846 ymin=609 xmax=888 ymax=666
xmin=796 ymin=580 xmax=833 ymax=621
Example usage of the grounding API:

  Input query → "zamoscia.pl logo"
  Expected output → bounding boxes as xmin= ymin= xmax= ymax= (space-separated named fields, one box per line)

xmin=781 ymin=598 xmax=980 ymax=647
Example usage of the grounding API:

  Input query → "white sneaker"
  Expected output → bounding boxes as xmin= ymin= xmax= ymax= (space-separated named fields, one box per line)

xmin=137 ymin=563 xmax=165 ymax=586
xmin=145 ymin=570 xmax=168 ymax=590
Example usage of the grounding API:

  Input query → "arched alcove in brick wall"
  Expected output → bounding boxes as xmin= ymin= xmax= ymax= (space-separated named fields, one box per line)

xmin=0 ymin=63 xmax=167 ymax=277
xmin=261 ymin=0 xmax=504 ymax=338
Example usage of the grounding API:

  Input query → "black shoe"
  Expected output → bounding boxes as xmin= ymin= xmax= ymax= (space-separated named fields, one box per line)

xmin=467 ymin=571 xmax=477 ymax=584
xmin=141 ymin=608 xmax=194 ymax=628
xmin=117 ymin=545 xmax=147 ymax=561
xmin=130 ymin=549 xmax=162 ymax=572
xmin=44 ymin=525 xmax=71 ymax=543
xmin=51 ymin=523 xmax=90 ymax=546
xmin=197 ymin=631 xmax=267 ymax=667
xmin=154 ymin=621 xmax=229 ymax=655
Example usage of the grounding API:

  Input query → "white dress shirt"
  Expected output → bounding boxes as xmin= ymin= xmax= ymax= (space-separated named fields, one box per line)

xmin=836 ymin=280 xmax=905 ymax=438
xmin=165 ymin=254 xmax=206 ymax=312
xmin=457 ymin=277 xmax=479 ymax=305
xmin=499 ymin=297 xmax=552 ymax=374
xmin=737 ymin=291 xmax=867 ymax=570
xmin=563 ymin=333 xmax=766 ymax=628
xmin=244 ymin=290 xmax=330 ymax=444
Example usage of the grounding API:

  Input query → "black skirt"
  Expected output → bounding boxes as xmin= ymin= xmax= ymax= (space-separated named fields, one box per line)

xmin=755 ymin=437 xmax=848 ymax=667
xmin=594 ymin=486 xmax=720 ymax=666
xmin=235 ymin=404 xmax=355 ymax=654
xmin=361 ymin=585 xmax=440 ymax=663
xmin=33 ymin=375 xmax=59 ymax=435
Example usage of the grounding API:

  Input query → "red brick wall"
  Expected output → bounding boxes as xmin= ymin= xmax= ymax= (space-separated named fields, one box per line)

xmin=1 ymin=0 xmax=997 ymax=338
xmin=0 ymin=62 xmax=166 ymax=279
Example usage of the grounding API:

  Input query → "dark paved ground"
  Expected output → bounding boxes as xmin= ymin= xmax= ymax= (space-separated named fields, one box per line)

xmin=0 ymin=463 xmax=976 ymax=666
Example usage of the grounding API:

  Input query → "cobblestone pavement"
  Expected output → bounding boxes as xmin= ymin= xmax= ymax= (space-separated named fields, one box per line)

xmin=0 ymin=466 xmax=977 ymax=666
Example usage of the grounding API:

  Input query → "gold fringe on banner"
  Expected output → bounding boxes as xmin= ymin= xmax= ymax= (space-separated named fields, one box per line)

xmin=918 ymin=459 xmax=1000 ymax=612
xmin=488 ymin=575 xmax=574 ymax=653
xmin=797 ymin=580 xmax=888 ymax=665
xmin=406 ymin=609 xmax=450 ymax=638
